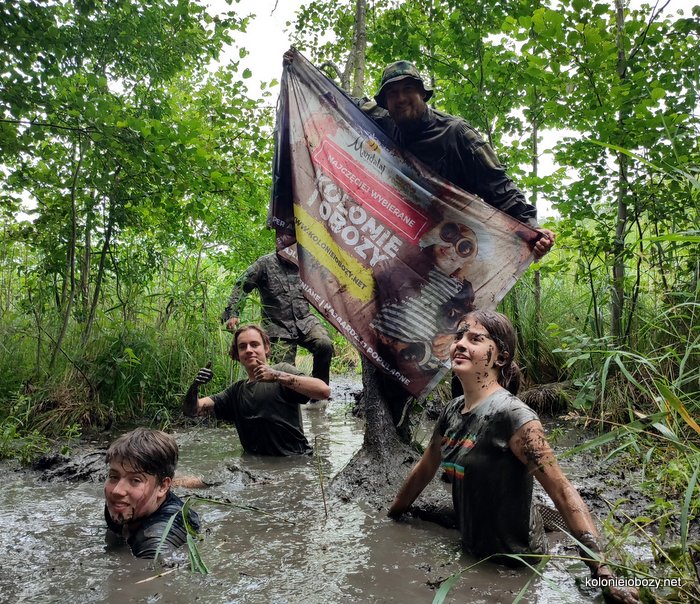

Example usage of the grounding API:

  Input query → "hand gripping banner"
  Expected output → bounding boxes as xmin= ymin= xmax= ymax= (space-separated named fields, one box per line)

xmin=270 ymin=49 xmax=539 ymax=398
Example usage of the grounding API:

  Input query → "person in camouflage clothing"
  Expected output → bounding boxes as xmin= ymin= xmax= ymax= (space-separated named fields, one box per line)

xmin=222 ymin=251 xmax=333 ymax=386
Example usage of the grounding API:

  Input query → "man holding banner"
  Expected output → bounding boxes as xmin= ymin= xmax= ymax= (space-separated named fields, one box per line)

xmin=283 ymin=53 xmax=555 ymax=259
xmin=366 ymin=60 xmax=555 ymax=397
xmin=272 ymin=49 xmax=549 ymax=402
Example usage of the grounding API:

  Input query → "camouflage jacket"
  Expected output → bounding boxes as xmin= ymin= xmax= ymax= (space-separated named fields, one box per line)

xmin=361 ymin=102 xmax=538 ymax=227
xmin=222 ymin=252 xmax=321 ymax=339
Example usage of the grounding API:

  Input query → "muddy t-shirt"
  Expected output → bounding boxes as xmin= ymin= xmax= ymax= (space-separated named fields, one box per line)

xmin=437 ymin=389 xmax=546 ymax=559
xmin=211 ymin=363 xmax=312 ymax=456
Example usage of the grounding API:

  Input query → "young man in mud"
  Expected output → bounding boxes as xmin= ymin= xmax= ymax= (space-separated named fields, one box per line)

xmin=183 ymin=324 xmax=331 ymax=456
xmin=104 ymin=427 xmax=200 ymax=559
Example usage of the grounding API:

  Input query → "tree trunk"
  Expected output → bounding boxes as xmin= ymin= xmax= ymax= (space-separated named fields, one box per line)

xmin=0 ymin=222 xmax=11 ymax=316
xmin=50 ymin=138 xmax=83 ymax=370
xmin=82 ymin=166 xmax=121 ymax=346
xmin=331 ymin=359 xmax=418 ymax=507
xmin=350 ymin=0 xmax=366 ymax=97
xmin=360 ymin=359 xmax=404 ymax=454
xmin=530 ymin=101 xmax=542 ymax=365
xmin=79 ymin=195 xmax=93 ymax=322
xmin=611 ymin=0 xmax=629 ymax=343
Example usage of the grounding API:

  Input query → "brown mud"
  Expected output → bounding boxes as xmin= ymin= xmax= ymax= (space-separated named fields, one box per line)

xmin=0 ymin=373 xmax=679 ymax=603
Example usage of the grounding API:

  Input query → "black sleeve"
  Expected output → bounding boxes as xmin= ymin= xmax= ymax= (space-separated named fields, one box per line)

xmin=453 ymin=122 xmax=539 ymax=227
xmin=221 ymin=260 xmax=263 ymax=323
xmin=129 ymin=516 xmax=188 ymax=559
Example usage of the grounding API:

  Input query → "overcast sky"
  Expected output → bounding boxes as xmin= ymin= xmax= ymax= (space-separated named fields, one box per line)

xmin=207 ymin=0 xmax=306 ymax=102
xmin=211 ymin=0 xmax=697 ymax=103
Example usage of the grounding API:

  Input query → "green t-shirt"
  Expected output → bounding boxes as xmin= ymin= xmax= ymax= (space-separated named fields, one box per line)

xmin=211 ymin=363 xmax=312 ymax=456
xmin=437 ymin=389 xmax=546 ymax=560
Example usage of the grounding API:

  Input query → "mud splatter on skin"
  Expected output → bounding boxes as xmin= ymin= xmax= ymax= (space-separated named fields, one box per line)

xmin=475 ymin=371 xmax=491 ymax=388
xmin=108 ymin=504 xmax=137 ymax=525
xmin=520 ymin=423 xmax=554 ymax=474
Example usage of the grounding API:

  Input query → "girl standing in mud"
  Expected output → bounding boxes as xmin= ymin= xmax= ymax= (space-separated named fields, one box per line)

xmin=388 ymin=310 xmax=640 ymax=604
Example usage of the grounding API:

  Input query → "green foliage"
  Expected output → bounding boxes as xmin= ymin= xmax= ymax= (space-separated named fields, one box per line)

xmin=155 ymin=496 xmax=209 ymax=573
xmin=0 ymin=1 xmax=275 ymax=444
xmin=0 ymin=417 xmax=50 ymax=463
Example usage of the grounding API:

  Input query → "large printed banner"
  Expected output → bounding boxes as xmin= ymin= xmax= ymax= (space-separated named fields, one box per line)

xmin=270 ymin=50 xmax=540 ymax=398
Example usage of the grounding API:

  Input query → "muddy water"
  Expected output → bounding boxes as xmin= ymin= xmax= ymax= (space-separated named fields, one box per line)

xmin=0 ymin=377 xmax=625 ymax=603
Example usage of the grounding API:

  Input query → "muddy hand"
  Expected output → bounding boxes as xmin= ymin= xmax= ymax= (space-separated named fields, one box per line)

xmin=283 ymin=48 xmax=295 ymax=66
xmin=253 ymin=363 xmax=280 ymax=383
xmin=195 ymin=361 xmax=213 ymax=385
xmin=596 ymin=566 xmax=641 ymax=604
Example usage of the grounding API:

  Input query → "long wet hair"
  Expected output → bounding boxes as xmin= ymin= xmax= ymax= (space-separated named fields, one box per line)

xmin=229 ymin=324 xmax=271 ymax=361
xmin=464 ymin=309 xmax=522 ymax=395
xmin=105 ymin=427 xmax=178 ymax=484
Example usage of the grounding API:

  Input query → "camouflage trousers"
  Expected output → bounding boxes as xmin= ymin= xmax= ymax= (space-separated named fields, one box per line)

xmin=269 ymin=324 xmax=333 ymax=386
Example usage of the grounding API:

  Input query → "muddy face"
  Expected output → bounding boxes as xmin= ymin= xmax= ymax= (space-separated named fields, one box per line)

xmin=450 ymin=320 xmax=499 ymax=383
xmin=104 ymin=459 xmax=169 ymax=525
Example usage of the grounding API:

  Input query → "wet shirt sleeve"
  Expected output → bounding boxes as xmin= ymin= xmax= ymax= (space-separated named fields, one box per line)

xmin=211 ymin=383 xmax=243 ymax=423
xmin=129 ymin=517 xmax=188 ymax=559
xmin=503 ymin=398 xmax=539 ymax=435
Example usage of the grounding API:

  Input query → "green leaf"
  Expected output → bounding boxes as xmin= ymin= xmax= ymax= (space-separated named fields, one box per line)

xmin=680 ymin=461 xmax=700 ymax=552
xmin=656 ymin=382 xmax=700 ymax=436
xmin=561 ymin=412 xmax=670 ymax=458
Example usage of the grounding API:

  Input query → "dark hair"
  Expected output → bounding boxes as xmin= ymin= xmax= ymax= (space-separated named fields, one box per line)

xmin=105 ymin=428 xmax=178 ymax=484
xmin=465 ymin=309 xmax=521 ymax=394
xmin=230 ymin=324 xmax=271 ymax=361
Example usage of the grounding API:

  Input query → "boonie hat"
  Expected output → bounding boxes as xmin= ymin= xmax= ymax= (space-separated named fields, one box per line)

xmin=374 ymin=60 xmax=433 ymax=108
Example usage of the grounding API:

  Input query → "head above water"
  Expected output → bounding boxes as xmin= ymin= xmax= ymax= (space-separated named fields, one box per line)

xmin=374 ymin=60 xmax=433 ymax=109
xmin=229 ymin=324 xmax=272 ymax=361
xmin=105 ymin=427 xmax=179 ymax=485
xmin=458 ymin=310 xmax=521 ymax=394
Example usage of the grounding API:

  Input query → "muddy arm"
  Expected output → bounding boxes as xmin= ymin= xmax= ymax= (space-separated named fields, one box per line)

xmin=509 ymin=420 xmax=641 ymax=604
xmin=388 ymin=430 xmax=442 ymax=518
xmin=253 ymin=363 xmax=330 ymax=400
xmin=183 ymin=365 xmax=215 ymax=417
